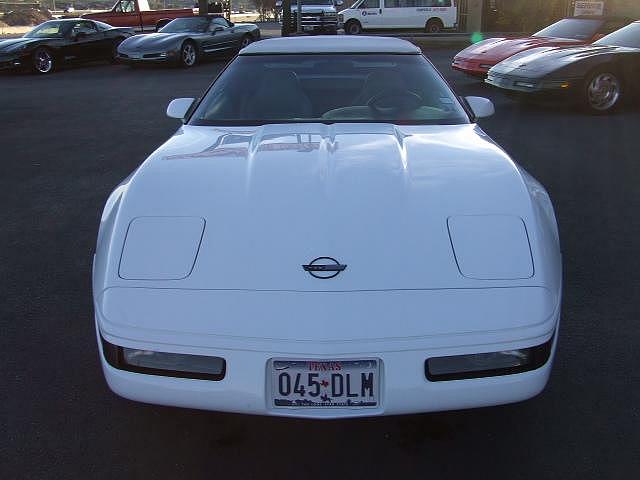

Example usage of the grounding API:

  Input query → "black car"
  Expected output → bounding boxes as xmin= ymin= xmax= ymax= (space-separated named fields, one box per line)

xmin=0 ymin=19 xmax=134 ymax=74
xmin=116 ymin=16 xmax=260 ymax=68
xmin=486 ymin=21 xmax=640 ymax=114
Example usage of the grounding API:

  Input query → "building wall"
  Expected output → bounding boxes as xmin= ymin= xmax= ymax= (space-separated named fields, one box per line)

xmin=458 ymin=0 xmax=484 ymax=32
xmin=462 ymin=0 xmax=640 ymax=33
xmin=466 ymin=0 xmax=484 ymax=32
xmin=606 ymin=0 xmax=640 ymax=17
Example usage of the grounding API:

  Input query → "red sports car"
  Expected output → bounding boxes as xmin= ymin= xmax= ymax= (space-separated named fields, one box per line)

xmin=452 ymin=16 xmax=630 ymax=77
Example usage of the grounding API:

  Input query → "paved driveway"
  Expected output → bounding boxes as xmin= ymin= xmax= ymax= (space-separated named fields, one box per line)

xmin=2 ymin=49 xmax=639 ymax=478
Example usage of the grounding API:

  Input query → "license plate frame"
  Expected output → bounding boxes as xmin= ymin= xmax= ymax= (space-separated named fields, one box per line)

xmin=269 ymin=359 xmax=380 ymax=409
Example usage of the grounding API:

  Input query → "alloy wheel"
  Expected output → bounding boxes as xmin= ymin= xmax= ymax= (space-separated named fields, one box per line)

xmin=587 ymin=73 xmax=620 ymax=111
xmin=181 ymin=43 xmax=197 ymax=67
xmin=34 ymin=48 xmax=53 ymax=74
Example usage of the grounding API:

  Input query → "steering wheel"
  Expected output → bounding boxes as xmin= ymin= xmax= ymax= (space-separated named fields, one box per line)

xmin=367 ymin=88 xmax=423 ymax=115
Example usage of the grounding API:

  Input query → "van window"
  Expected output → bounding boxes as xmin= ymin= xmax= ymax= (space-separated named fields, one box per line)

xmin=385 ymin=0 xmax=451 ymax=6
xmin=115 ymin=0 xmax=136 ymax=13
xmin=359 ymin=0 xmax=380 ymax=8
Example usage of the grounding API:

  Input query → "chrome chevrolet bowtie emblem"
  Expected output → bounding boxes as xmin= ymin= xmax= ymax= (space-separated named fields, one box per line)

xmin=302 ymin=257 xmax=347 ymax=279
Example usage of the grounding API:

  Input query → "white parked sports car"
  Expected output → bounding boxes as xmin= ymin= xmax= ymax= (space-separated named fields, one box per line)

xmin=93 ymin=36 xmax=562 ymax=418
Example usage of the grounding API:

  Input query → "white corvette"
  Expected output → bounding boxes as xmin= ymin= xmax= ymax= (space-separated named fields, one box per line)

xmin=93 ymin=36 xmax=562 ymax=418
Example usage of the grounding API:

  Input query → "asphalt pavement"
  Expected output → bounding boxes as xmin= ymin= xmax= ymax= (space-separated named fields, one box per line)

xmin=1 ymin=50 xmax=639 ymax=479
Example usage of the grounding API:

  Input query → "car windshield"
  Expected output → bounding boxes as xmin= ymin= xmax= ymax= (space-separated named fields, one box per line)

xmin=160 ymin=17 xmax=210 ymax=33
xmin=24 ymin=21 xmax=70 ymax=38
xmin=94 ymin=20 xmax=113 ymax=31
xmin=190 ymin=54 xmax=470 ymax=126
xmin=533 ymin=18 xmax=602 ymax=40
xmin=594 ymin=22 xmax=640 ymax=48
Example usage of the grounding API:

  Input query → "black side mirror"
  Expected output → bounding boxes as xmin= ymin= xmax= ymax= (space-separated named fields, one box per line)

xmin=229 ymin=22 xmax=234 ymax=27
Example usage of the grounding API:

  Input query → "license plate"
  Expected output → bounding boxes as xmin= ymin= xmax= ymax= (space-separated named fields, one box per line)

xmin=270 ymin=359 xmax=379 ymax=408
xmin=303 ymin=26 xmax=315 ymax=31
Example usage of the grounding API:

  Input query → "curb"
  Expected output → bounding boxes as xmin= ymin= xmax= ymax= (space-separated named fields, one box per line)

xmin=262 ymin=27 xmax=528 ymax=48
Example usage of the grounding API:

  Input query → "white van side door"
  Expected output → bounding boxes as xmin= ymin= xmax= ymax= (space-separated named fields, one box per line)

xmin=356 ymin=0 xmax=384 ymax=28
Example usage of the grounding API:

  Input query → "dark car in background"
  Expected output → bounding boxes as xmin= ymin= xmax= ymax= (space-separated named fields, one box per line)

xmin=486 ymin=21 xmax=640 ymax=114
xmin=0 ymin=19 xmax=134 ymax=74
xmin=117 ymin=15 xmax=260 ymax=67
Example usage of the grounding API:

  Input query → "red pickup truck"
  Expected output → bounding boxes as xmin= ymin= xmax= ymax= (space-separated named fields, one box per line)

xmin=83 ymin=0 xmax=196 ymax=32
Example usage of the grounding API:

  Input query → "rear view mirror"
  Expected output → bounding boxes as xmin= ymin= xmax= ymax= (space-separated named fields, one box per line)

xmin=166 ymin=98 xmax=195 ymax=120
xmin=465 ymin=96 xmax=495 ymax=119
xmin=336 ymin=0 xmax=344 ymax=5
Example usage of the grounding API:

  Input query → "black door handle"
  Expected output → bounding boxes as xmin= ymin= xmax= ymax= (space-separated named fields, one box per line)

xmin=379 ymin=8 xmax=382 ymax=14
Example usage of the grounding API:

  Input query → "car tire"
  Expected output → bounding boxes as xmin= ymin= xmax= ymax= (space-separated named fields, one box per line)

xmin=179 ymin=41 xmax=198 ymax=68
xmin=344 ymin=20 xmax=362 ymax=35
xmin=110 ymin=37 xmax=124 ymax=64
xmin=32 ymin=47 xmax=55 ymax=74
xmin=581 ymin=67 xmax=623 ymax=114
xmin=425 ymin=18 xmax=444 ymax=33
xmin=239 ymin=34 xmax=253 ymax=50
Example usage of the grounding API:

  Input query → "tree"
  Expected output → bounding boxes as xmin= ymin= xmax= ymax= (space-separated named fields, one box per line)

xmin=198 ymin=0 xmax=208 ymax=16
xmin=281 ymin=0 xmax=291 ymax=36
xmin=253 ymin=0 xmax=277 ymax=22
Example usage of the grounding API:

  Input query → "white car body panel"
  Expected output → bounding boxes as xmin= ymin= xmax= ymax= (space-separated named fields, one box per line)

xmin=93 ymin=37 xmax=562 ymax=418
xmin=96 ymin=124 xmax=559 ymax=292
xmin=240 ymin=35 xmax=421 ymax=54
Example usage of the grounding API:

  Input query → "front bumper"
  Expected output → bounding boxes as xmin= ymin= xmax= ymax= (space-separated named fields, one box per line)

xmin=99 ymin=328 xmax=557 ymax=418
xmin=486 ymin=70 xmax=577 ymax=95
xmin=117 ymin=51 xmax=178 ymax=65
xmin=451 ymin=57 xmax=494 ymax=77
xmin=0 ymin=53 xmax=24 ymax=71
xmin=285 ymin=16 xmax=338 ymax=33
xmin=95 ymin=287 xmax=560 ymax=418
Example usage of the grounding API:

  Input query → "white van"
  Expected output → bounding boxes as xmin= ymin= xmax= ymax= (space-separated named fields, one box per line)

xmin=339 ymin=0 xmax=457 ymax=34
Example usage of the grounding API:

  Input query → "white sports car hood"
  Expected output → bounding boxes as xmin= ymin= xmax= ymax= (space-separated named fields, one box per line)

xmin=97 ymin=123 xmax=547 ymax=292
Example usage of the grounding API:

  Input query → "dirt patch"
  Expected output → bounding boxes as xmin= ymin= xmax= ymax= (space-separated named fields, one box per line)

xmin=2 ymin=9 xmax=52 ymax=27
